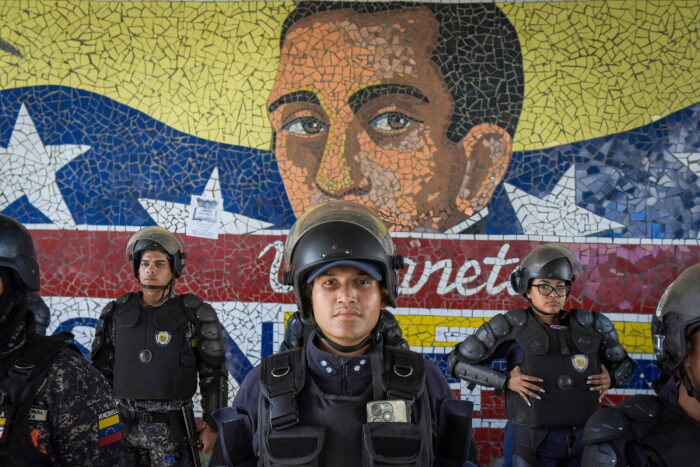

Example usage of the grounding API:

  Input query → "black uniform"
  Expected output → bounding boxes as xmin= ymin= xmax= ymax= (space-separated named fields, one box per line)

xmin=91 ymin=291 xmax=227 ymax=466
xmin=215 ymin=332 xmax=477 ymax=467
xmin=582 ymin=379 xmax=700 ymax=466
xmin=450 ymin=307 xmax=635 ymax=465
xmin=0 ymin=294 xmax=122 ymax=466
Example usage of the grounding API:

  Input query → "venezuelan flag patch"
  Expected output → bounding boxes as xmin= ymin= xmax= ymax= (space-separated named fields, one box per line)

xmin=98 ymin=409 xmax=123 ymax=447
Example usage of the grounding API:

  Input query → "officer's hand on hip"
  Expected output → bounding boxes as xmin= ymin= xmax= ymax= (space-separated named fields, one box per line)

xmin=588 ymin=364 xmax=611 ymax=402
xmin=507 ymin=365 xmax=545 ymax=406
xmin=198 ymin=423 xmax=219 ymax=453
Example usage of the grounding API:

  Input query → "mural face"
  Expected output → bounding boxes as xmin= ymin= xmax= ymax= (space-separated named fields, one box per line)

xmin=268 ymin=6 xmax=513 ymax=232
xmin=1 ymin=1 xmax=698 ymax=464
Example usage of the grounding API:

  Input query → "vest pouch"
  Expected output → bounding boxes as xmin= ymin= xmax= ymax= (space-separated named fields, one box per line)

xmin=264 ymin=425 xmax=324 ymax=467
xmin=362 ymin=422 xmax=422 ymax=466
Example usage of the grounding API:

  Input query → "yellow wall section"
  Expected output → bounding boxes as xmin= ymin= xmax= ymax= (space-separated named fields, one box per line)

xmin=1 ymin=1 xmax=697 ymax=151
xmin=503 ymin=0 xmax=699 ymax=149
xmin=395 ymin=314 xmax=653 ymax=354
xmin=284 ymin=313 xmax=653 ymax=354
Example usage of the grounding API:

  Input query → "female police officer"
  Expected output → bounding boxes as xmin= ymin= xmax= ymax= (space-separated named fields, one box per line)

xmin=448 ymin=243 xmax=635 ymax=466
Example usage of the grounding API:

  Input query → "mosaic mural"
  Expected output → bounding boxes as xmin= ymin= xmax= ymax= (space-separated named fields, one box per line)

xmin=1 ymin=0 xmax=698 ymax=463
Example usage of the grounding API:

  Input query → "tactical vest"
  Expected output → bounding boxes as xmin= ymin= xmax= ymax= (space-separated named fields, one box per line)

xmin=0 ymin=332 xmax=76 ymax=467
xmin=258 ymin=345 xmax=433 ymax=467
xmin=507 ymin=311 xmax=601 ymax=428
xmin=633 ymin=395 xmax=700 ymax=466
xmin=113 ymin=293 xmax=198 ymax=400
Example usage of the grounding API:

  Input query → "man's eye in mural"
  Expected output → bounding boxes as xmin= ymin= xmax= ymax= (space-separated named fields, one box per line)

xmin=369 ymin=111 xmax=420 ymax=132
xmin=283 ymin=116 xmax=327 ymax=135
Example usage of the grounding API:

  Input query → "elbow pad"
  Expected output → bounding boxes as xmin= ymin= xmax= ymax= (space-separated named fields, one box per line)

xmin=449 ymin=351 xmax=507 ymax=390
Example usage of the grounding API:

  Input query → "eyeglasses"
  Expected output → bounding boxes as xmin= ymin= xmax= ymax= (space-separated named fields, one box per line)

xmin=532 ymin=283 xmax=570 ymax=297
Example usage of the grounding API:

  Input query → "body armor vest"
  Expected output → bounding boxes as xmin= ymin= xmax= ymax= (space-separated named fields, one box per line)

xmin=508 ymin=312 xmax=601 ymax=428
xmin=113 ymin=293 xmax=198 ymax=400
xmin=635 ymin=396 xmax=700 ymax=466
xmin=258 ymin=346 xmax=433 ymax=467
xmin=0 ymin=333 xmax=75 ymax=466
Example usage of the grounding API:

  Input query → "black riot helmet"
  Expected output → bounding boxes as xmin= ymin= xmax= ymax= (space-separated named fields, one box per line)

xmin=282 ymin=200 xmax=405 ymax=325
xmin=510 ymin=243 xmax=582 ymax=295
xmin=0 ymin=215 xmax=40 ymax=292
xmin=125 ymin=227 xmax=185 ymax=279
xmin=652 ymin=263 xmax=700 ymax=400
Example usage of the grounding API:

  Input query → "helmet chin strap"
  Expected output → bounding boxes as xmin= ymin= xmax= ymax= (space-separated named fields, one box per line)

xmin=681 ymin=371 xmax=700 ymax=403
xmin=313 ymin=310 xmax=385 ymax=354
xmin=531 ymin=304 xmax=559 ymax=317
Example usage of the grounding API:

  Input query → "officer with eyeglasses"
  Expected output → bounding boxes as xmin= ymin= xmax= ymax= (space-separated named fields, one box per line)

xmin=447 ymin=243 xmax=635 ymax=467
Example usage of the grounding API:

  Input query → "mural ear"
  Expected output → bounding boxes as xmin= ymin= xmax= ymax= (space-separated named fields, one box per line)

xmin=455 ymin=123 xmax=512 ymax=217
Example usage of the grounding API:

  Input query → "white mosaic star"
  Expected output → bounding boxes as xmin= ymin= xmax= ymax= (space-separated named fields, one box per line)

xmin=504 ymin=165 xmax=626 ymax=236
xmin=139 ymin=167 xmax=272 ymax=234
xmin=671 ymin=151 xmax=700 ymax=176
xmin=0 ymin=104 xmax=89 ymax=227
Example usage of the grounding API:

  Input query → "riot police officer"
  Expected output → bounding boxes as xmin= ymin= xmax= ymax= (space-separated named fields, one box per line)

xmin=448 ymin=243 xmax=635 ymax=466
xmin=582 ymin=262 xmax=700 ymax=466
xmin=214 ymin=200 xmax=478 ymax=466
xmin=0 ymin=214 xmax=122 ymax=466
xmin=91 ymin=226 xmax=228 ymax=466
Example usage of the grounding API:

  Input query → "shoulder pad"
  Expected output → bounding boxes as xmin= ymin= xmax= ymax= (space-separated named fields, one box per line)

xmin=616 ymin=395 xmax=659 ymax=422
xmin=99 ymin=301 xmax=116 ymax=318
xmin=116 ymin=293 xmax=132 ymax=305
xmin=456 ymin=336 xmax=486 ymax=362
xmin=195 ymin=303 xmax=218 ymax=323
xmin=488 ymin=313 xmax=512 ymax=338
xmin=572 ymin=308 xmax=594 ymax=327
xmin=473 ymin=313 xmax=511 ymax=348
xmin=582 ymin=407 xmax=629 ymax=444
xmin=505 ymin=308 xmax=528 ymax=327
xmin=593 ymin=312 xmax=615 ymax=334
xmin=182 ymin=293 xmax=204 ymax=310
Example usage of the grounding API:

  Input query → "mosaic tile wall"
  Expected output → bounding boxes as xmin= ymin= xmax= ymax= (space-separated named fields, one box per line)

xmin=1 ymin=1 xmax=698 ymax=463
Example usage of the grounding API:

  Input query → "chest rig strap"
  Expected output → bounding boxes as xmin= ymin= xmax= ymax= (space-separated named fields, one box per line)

xmin=260 ymin=348 xmax=305 ymax=430
xmin=2 ymin=332 xmax=76 ymax=404
xmin=383 ymin=346 xmax=426 ymax=401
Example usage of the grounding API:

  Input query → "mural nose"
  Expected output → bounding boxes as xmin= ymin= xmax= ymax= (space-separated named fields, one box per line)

xmin=315 ymin=126 xmax=369 ymax=197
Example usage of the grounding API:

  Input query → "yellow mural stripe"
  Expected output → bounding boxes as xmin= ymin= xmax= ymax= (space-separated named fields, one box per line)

xmin=0 ymin=0 xmax=294 ymax=150
xmin=394 ymin=315 xmax=654 ymax=354
xmin=1 ymin=1 xmax=696 ymax=151
xmin=501 ymin=0 xmax=700 ymax=149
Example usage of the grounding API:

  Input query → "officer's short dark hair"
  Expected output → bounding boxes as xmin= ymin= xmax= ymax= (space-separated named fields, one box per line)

xmin=280 ymin=1 xmax=524 ymax=142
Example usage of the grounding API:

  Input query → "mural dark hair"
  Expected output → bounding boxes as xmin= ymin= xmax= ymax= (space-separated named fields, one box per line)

xmin=280 ymin=1 xmax=524 ymax=142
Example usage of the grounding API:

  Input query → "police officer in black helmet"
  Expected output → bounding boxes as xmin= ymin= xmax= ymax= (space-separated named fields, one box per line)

xmin=213 ymin=200 xmax=478 ymax=466
xmin=0 ymin=214 xmax=123 ymax=465
xmin=91 ymin=226 xmax=228 ymax=466
xmin=448 ymin=244 xmax=635 ymax=467
xmin=582 ymin=263 xmax=700 ymax=466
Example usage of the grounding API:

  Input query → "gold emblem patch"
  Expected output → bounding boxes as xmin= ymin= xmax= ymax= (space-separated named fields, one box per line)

xmin=155 ymin=331 xmax=172 ymax=346
xmin=572 ymin=354 xmax=589 ymax=372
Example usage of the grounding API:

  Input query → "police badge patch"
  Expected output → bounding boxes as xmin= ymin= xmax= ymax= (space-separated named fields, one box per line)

xmin=571 ymin=354 xmax=589 ymax=372
xmin=155 ymin=331 xmax=172 ymax=346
